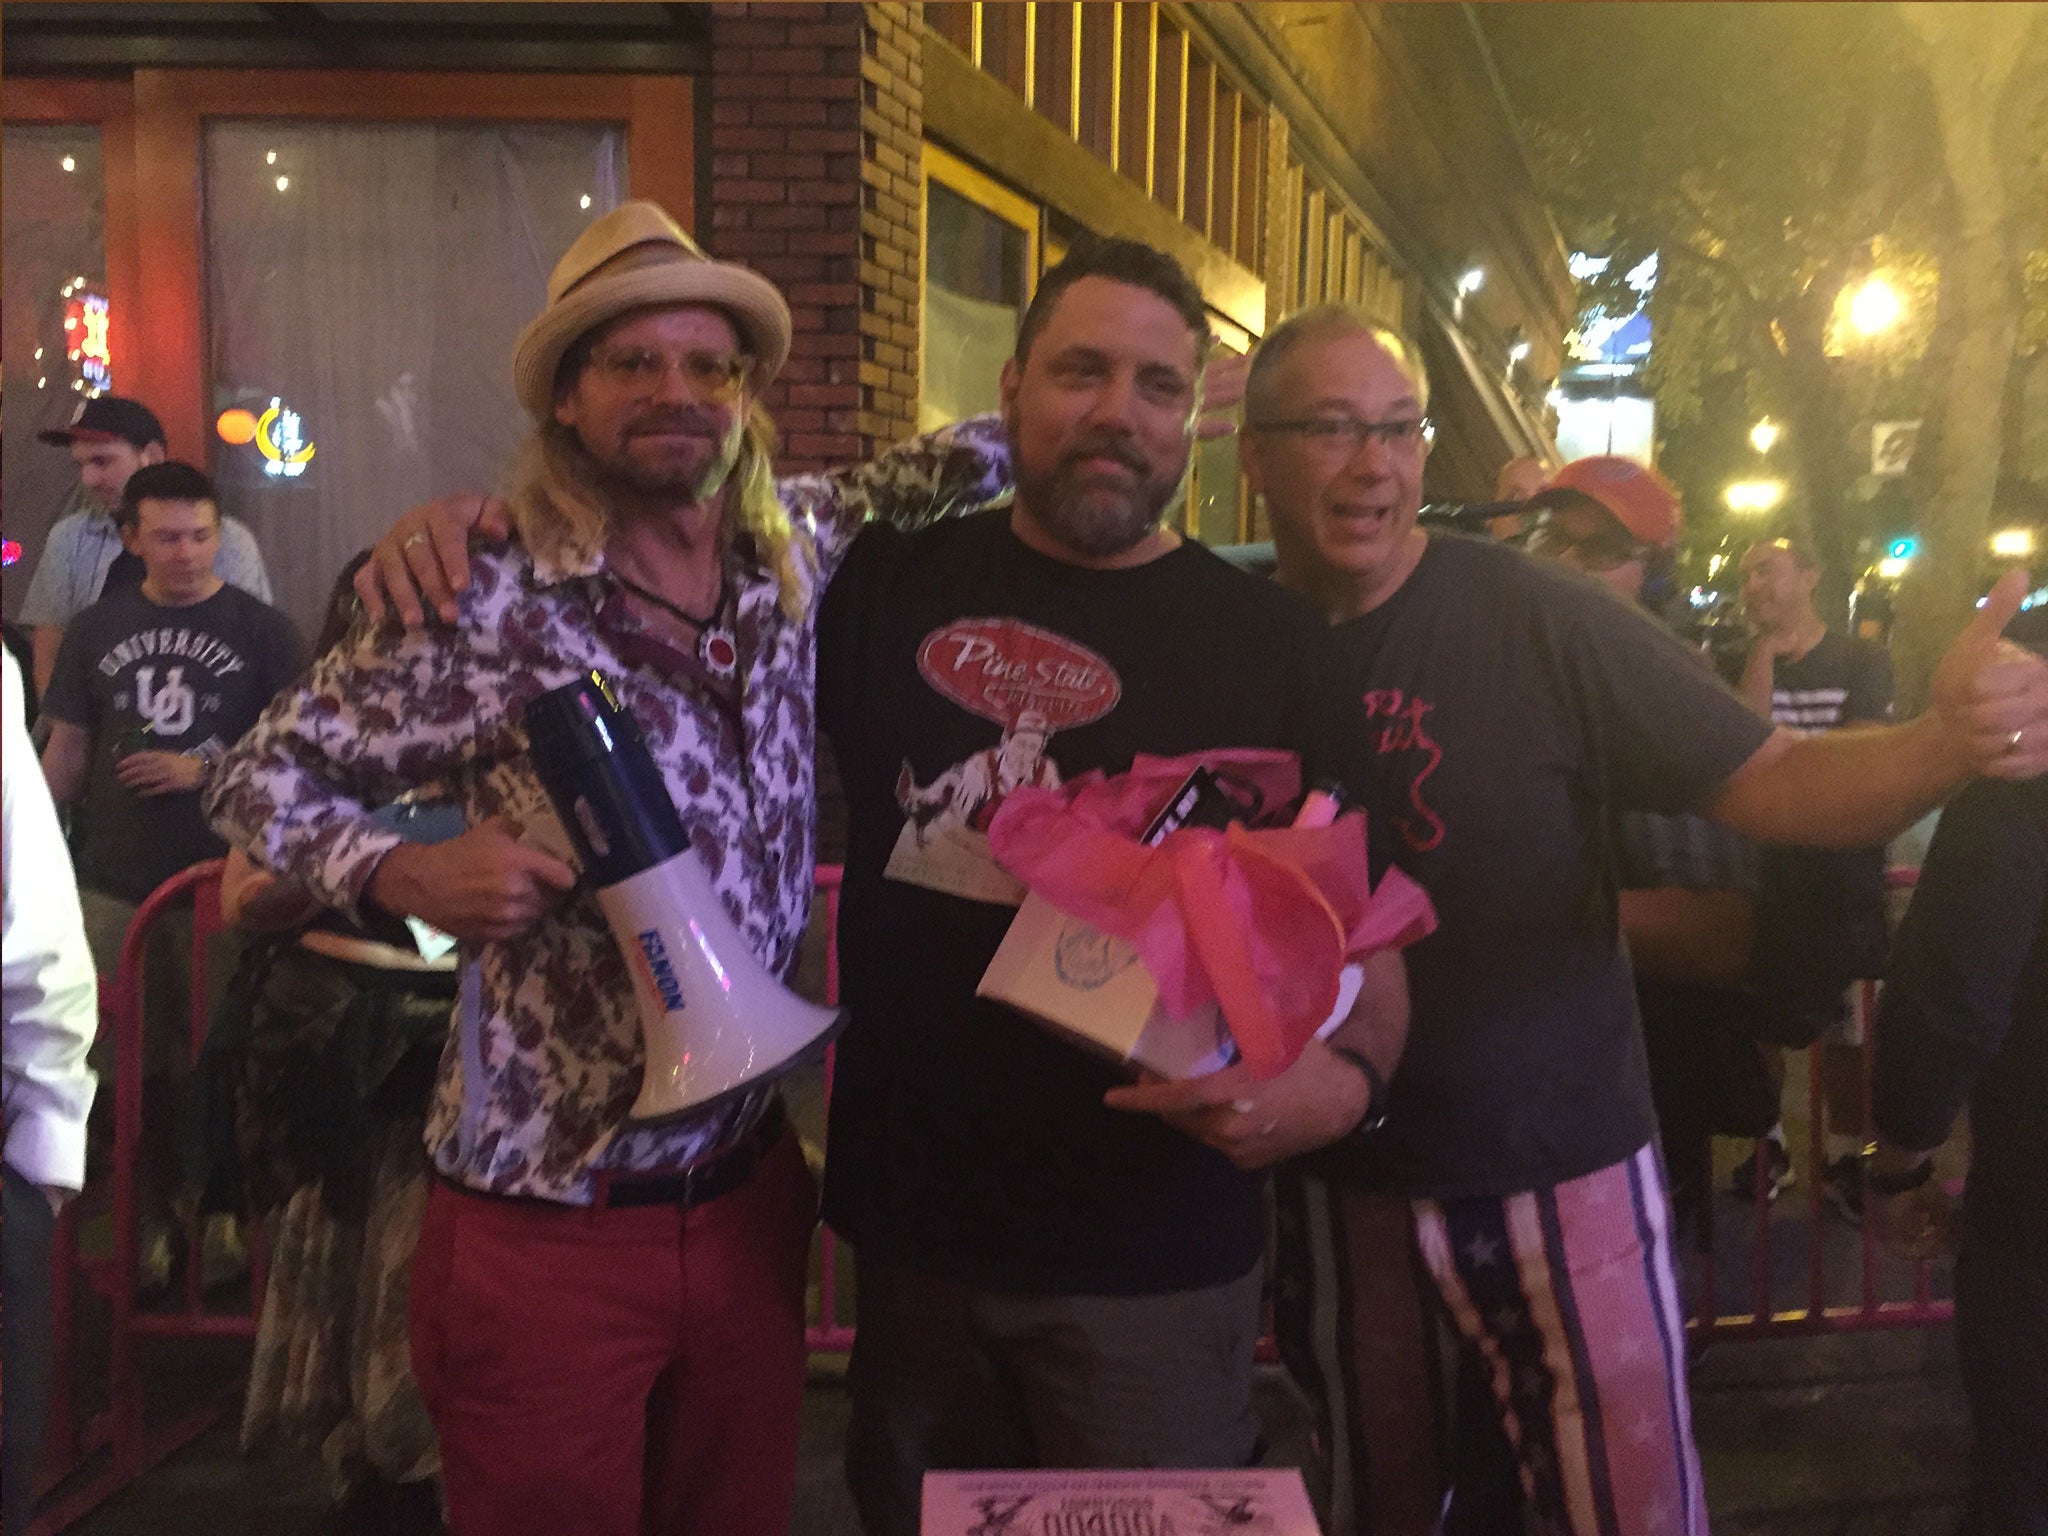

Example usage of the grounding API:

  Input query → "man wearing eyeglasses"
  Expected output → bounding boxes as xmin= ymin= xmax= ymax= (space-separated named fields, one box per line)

xmin=206 ymin=201 xmax=1008 ymax=1536
xmin=1229 ymin=303 xmax=2048 ymax=1536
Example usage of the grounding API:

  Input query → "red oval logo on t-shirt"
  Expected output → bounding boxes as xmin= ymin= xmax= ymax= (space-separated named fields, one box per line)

xmin=915 ymin=618 xmax=1122 ymax=731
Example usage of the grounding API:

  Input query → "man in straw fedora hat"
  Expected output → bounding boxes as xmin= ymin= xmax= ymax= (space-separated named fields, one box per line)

xmin=358 ymin=229 xmax=1421 ymax=1536
xmin=207 ymin=200 xmax=1007 ymax=1535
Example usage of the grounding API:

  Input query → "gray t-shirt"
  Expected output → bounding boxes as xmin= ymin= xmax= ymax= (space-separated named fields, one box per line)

xmin=1327 ymin=534 xmax=1773 ymax=1199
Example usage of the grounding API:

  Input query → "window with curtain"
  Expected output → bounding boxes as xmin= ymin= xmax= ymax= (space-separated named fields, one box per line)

xmin=203 ymin=121 xmax=625 ymax=636
xmin=3 ymin=124 xmax=107 ymax=620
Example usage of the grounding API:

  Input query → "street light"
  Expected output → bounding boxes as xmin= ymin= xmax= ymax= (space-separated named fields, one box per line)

xmin=1724 ymin=479 xmax=1787 ymax=515
xmin=1991 ymin=528 xmax=2036 ymax=559
xmin=1849 ymin=277 xmax=1904 ymax=337
xmin=1750 ymin=418 xmax=1780 ymax=454
xmin=1457 ymin=267 xmax=1486 ymax=297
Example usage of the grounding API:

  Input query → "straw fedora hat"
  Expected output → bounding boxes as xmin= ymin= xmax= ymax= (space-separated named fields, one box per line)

xmin=511 ymin=200 xmax=792 ymax=420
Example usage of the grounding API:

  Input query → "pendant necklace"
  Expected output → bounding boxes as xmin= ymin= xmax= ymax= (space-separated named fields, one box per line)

xmin=613 ymin=569 xmax=739 ymax=682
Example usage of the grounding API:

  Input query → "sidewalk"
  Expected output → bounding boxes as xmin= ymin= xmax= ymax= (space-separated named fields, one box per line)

xmin=56 ymin=1319 xmax=1967 ymax=1535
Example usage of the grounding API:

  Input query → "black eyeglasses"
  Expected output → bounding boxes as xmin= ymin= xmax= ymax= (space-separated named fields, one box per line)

xmin=1246 ymin=415 xmax=1430 ymax=456
xmin=1523 ymin=513 xmax=1650 ymax=572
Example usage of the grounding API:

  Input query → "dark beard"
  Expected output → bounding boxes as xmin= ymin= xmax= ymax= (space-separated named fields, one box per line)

xmin=1010 ymin=433 xmax=1186 ymax=560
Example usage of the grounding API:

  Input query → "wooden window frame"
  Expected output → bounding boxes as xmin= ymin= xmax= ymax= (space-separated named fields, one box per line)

xmin=5 ymin=69 xmax=691 ymax=466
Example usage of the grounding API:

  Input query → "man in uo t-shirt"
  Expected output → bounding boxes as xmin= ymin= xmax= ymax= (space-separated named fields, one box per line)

xmin=41 ymin=461 xmax=303 ymax=947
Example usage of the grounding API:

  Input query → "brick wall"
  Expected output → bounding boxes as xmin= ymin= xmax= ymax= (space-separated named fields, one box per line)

xmin=704 ymin=2 xmax=924 ymax=475
xmin=706 ymin=2 xmax=866 ymax=475
xmin=705 ymin=4 xmax=927 ymax=862
xmin=858 ymin=4 xmax=924 ymax=450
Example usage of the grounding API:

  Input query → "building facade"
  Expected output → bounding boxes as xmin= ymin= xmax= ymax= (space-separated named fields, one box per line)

xmin=3 ymin=1 xmax=1573 ymax=636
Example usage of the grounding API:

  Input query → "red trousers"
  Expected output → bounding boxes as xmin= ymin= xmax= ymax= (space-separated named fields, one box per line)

xmin=410 ymin=1133 xmax=816 ymax=1536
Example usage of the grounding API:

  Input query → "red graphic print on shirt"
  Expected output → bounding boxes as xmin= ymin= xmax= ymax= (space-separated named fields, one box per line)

xmin=891 ymin=619 xmax=1124 ymax=904
xmin=916 ymin=618 xmax=1122 ymax=730
xmin=1363 ymin=687 xmax=1445 ymax=852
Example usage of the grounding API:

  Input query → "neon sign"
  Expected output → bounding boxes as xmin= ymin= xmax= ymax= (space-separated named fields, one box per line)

xmin=62 ymin=287 xmax=112 ymax=394
xmin=3 ymin=539 xmax=22 ymax=568
xmin=255 ymin=397 xmax=316 ymax=478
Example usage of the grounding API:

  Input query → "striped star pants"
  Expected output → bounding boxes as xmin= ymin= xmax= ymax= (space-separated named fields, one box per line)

xmin=1275 ymin=1143 xmax=1706 ymax=1536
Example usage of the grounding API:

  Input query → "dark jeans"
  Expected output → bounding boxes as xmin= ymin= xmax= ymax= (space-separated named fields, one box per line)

xmin=845 ymin=1256 xmax=1264 ymax=1536
xmin=3 ymin=1163 xmax=57 ymax=1535
xmin=1955 ymin=1177 xmax=2048 ymax=1536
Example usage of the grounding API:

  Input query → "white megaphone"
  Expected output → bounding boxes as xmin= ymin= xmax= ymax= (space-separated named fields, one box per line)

xmin=524 ymin=672 xmax=844 ymax=1123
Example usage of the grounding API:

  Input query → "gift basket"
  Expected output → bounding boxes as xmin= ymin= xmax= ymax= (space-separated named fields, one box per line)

xmin=978 ymin=750 xmax=1435 ymax=1080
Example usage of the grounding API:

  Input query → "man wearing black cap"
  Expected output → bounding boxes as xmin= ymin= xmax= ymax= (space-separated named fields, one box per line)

xmin=22 ymin=396 xmax=272 ymax=696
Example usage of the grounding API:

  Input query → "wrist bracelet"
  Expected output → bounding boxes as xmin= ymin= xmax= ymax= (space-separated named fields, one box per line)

xmin=1326 ymin=1044 xmax=1389 ymax=1142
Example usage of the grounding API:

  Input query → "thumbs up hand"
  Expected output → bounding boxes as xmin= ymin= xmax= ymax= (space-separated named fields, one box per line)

xmin=1930 ymin=568 xmax=2048 ymax=779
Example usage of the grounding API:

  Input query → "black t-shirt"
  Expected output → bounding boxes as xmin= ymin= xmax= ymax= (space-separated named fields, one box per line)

xmin=1725 ymin=629 xmax=1895 ymax=993
xmin=818 ymin=510 xmax=1356 ymax=1295
xmin=1326 ymin=534 xmax=1772 ymax=1199
xmin=44 ymin=582 xmax=304 ymax=902
xmin=1756 ymin=629 xmax=1894 ymax=732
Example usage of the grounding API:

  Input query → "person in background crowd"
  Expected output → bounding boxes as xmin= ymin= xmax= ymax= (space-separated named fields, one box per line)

xmin=1486 ymin=454 xmax=1550 ymax=541
xmin=1231 ymin=302 xmax=2048 ymax=1536
xmin=1520 ymin=457 xmax=1765 ymax=1263
xmin=1868 ymin=607 xmax=2048 ymax=1536
xmin=21 ymin=397 xmax=272 ymax=696
xmin=39 ymin=461 xmax=303 ymax=1287
xmin=1725 ymin=535 xmax=1894 ymax=1216
xmin=207 ymin=199 xmax=1009 ymax=1536
xmin=2 ymin=647 xmax=99 ymax=1536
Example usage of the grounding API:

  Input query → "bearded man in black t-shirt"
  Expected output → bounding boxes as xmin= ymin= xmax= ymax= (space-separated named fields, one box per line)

xmin=819 ymin=243 xmax=1411 ymax=1536
xmin=1228 ymin=303 xmax=2048 ymax=1536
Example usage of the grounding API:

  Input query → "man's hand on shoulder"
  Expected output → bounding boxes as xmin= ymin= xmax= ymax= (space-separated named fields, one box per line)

xmin=366 ymin=815 xmax=576 ymax=943
xmin=1931 ymin=568 xmax=2048 ymax=780
xmin=355 ymin=494 xmax=515 ymax=630
xmin=115 ymin=749 xmax=205 ymax=797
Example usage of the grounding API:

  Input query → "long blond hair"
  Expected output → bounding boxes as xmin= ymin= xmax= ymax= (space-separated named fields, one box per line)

xmin=507 ymin=401 xmax=814 ymax=620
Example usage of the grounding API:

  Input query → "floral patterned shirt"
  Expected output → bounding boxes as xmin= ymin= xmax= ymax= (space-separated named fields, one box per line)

xmin=207 ymin=420 xmax=1009 ymax=1204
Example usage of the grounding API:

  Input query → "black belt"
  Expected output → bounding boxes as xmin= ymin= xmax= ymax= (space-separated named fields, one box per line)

xmin=593 ymin=1099 xmax=787 ymax=1211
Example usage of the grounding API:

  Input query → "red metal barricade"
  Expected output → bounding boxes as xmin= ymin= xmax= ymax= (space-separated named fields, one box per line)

xmin=1692 ymin=867 xmax=1954 ymax=1341
xmin=33 ymin=859 xmax=268 ymax=1534
xmin=35 ymin=857 xmax=1957 ymax=1524
xmin=805 ymin=865 xmax=856 ymax=1355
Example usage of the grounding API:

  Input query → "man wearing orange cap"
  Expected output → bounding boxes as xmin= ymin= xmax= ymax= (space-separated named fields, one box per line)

xmin=1521 ymin=454 xmax=1683 ymax=599
xmin=207 ymin=201 xmax=1006 ymax=1536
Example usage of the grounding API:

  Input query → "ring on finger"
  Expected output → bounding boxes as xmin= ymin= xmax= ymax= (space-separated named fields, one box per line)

xmin=2010 ymin=727 xmax=2026 ymax=752
xmin=403 ymin=531 xmax=429 ymax=550
xmin=1260 ymin=1118 xmax=1279 ymax=1136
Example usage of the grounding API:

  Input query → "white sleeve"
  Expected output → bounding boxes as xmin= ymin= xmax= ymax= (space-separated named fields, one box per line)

xmin=2 ymin=649 xmax=100 ymax=1190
